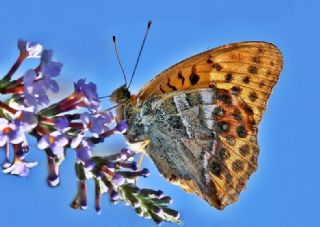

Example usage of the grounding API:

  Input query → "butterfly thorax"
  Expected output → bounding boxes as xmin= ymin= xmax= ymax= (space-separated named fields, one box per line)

xmin=111 ymin=85 xmax=151 ymax=144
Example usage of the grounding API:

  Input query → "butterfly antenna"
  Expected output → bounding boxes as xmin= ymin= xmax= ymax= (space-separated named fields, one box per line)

xmin=99 ymin=94 xmax=112 ymax=99
xmin=128 ymin=20 xmax=152 ymax=89
xmin=113 ymin=36 xmax=128 ymax=86
xmin=104 ymin=102 xmax=123 ymax=112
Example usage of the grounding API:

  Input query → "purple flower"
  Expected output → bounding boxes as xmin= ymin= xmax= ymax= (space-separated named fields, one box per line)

xmin=111 ymin=173 xmax=125 ymax=186
xmin=101 ymin=111 xmax=114 ymax=125
xmin=80 ymin=112 xmax=104 ymax=137
xmin=0 ymin=118 xmax=25 ymax=146
xmin=23 ymin=70 xmax=50 ymax=111
xmin=137 ymin=168 xmax=150 ymax=177
xmin=114 ymin=119 xmax=127 ymax=133
xmin=3 ymin=160 xmax=37 ymax=177
xmin=37 ymin=131 xmax=68 ymax=156
xmin=18 ymin=39 xmax=43 ymax=58
xmin=23 ymin=69 xmax=37 ymax=93
xmin=37 ymin=75 xmax=60 ymax=93
xmin=22 ymin=49 xmax=62 ymax=110
xmin=71 ymin=136 xmax=95 ymax=170
xmin=114 ymin=148 xmax=135 ymax=161
xmin=40 ymin=49 xmax=53 ymax=63
xmin=24 ymin=92 xmax=50 ymax=111
xmin=110 ymin=190 xmax=120 ymax=201
xmin=74 ymin=79 xmax=101 ymax=112
xmin=38 ymin=49 xmax=62 ymax=92
xmin=42 ymin=61 xmax=63 ymax=78
xmin=54 ymin=117 xmax=69 ymax=132
xmin=155 ymin=190 xmax=164 ymax=199
xmin=80 ymin=112 xmax=113 ymax=137
xmin=13 ymin=110 xmax=37 ymax=131
xmin=41 ymin=49 xmax=62 ymax=78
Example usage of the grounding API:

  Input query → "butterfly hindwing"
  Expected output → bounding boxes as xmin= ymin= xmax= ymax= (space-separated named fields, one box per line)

xmin=123 ymin=87 xmax=257 ymax=209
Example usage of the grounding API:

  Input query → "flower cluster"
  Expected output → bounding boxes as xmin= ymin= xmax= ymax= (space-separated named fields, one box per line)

xmin=0 ymin=40 xmax=181 ymax=225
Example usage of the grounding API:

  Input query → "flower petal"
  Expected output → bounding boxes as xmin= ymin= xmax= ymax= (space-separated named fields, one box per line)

xmin=38 ymin=136 xmax=49 ymax=149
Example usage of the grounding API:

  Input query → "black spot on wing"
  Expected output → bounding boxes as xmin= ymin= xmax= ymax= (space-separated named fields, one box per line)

xmin=159 ymin=85 xmax=165 ymax=93
xmin=167 ymin=79 xmax=177 ymax=91
xmin=243 ymin=76 xmax=250 ymax=84
xmin=217 ymin=93 xmax=232 ymax=105
xmin=225 ymin=73 xmax=233 ymax=82
xmin=178 ymin=71 xmax=185 ymax=85
xmin=248 ymin=65 xmax=258 ymax=74
xmin=210 ymin=160 xmax=222 ymax=176
xmin=212 ymin=63 xmax=223 ymax=71
xmin=236 ymin=125 xmax=248 ymax=138
xmin=189 ymin=67 xmax=200 ymax=85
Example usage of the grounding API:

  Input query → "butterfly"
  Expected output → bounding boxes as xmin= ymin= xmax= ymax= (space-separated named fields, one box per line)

xmin=111 ymin=41 xmax=283 ymax=210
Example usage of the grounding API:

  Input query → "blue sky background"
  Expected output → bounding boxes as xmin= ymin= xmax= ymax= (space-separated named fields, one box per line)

xmin=0 ymin=0 xmax=319 ymax=226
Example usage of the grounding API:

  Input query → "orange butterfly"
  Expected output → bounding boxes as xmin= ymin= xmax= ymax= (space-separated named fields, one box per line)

xmin=111 ymin=36 xmax=283 ymax=209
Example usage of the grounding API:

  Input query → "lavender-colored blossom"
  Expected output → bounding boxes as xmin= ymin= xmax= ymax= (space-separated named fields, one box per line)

xmin=155 ymin=190 xmax=164 ymax=199
xmin=40 ymin=49 xmax=62 ymax=78
xmin=37 ymin=76 xmax=60 ymax=93
xmin=40 ymin=49 xmax=53 ymax=63
xmin=76 ymin=145 xmax=95 ymax=170
xmin=114 ymin=119 xmax=127 ymax=133
xmin=13 ymin=110 xmax=37 ymax=131
xmin=101 ymin=111 xmax=114 ymax=125
xmin=76 ymin=145 xmax=91 ymax=163
xmin=111 ymin=173 xmax=125 ymax=186
xmin=3 ymin=160 xmax=38 ymax=177
xmin=0 ymin=118 xmax=25 ymax=146
xmin=138 ymin=168 xmax=150 ymax=177
xmin=110 ymin=190 xmax=120 ymax=201
xmin=120 ymin=147 xmax=133 ymax=156
xmin=42 ymin=61 xmax=63 ymax=78
xmin=70 ymin=134 xmax=84 ymax=148
xmin=80 ymin=112 xmax=111 ymax=137
xmin=22 ymin=50 xmax=62 ymax=110
xmin=18 ymin=39 xmax=43 ymax=58
xmin=37 ymin=131 xmax=68 ymax=156
xmin=71 ymin=136 xmax=95 ymax=170
xmin=38 ymin=49 xmax=62 ymax=92
xmin=23 ymin=69 xmax=37 ymax=93
xmin=74 ymin=79 xmax=101 ymax=112
xmin=54 ymin=117 xmax=69 ymax=132
xmin=23 ymin=70 xmax=51 ymax=111
xmin=24 ymin=92 xmax=50 ymax=111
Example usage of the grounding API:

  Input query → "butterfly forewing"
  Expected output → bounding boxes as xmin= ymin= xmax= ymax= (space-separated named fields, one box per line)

xmin=122 ymin=41 xmax=283 ymax=209
xmin=136 ymin=42 xmax=283 ymax=124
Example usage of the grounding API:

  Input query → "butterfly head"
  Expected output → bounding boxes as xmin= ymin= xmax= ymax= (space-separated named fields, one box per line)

xmin=110 ymin=85 xmax=131 ymax=103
